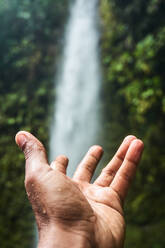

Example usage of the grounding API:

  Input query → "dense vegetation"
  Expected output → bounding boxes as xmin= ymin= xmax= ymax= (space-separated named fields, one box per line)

xmin=0 ymin=0 xmax=165 ymax=247
xmin=100 ymin=1 xmax=165 ymax=247
xmin=0 ymin=0 xmax=69 ymax=247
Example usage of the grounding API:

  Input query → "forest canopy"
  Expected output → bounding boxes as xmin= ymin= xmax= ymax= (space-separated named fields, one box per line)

xmin=0 ymin=0 xmax=165 ymax=247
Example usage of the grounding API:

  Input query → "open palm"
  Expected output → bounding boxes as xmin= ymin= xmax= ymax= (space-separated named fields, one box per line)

xmin=16 ymin=132 xmax=143 ymax=248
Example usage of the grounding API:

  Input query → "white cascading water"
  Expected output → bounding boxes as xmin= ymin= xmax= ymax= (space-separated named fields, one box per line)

xmin=50 ymin=0 xmax=101 ymax=177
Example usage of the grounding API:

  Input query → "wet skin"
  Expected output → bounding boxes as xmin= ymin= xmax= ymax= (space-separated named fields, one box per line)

xmin=16 ymin=131 xmax=144 ymax=248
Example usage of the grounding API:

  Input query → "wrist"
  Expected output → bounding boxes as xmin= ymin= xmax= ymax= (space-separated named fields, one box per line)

xmin=37 ymin=223 xmax=93 ymax=248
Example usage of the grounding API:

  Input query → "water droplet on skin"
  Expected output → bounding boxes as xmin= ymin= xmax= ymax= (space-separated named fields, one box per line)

xmin=31 ymin=184 xmax=34 ymax=187
xmin=43 ymin=209 xmax=46 ymax=214
xmin=57 ymin=188 xmax=62 ymax=192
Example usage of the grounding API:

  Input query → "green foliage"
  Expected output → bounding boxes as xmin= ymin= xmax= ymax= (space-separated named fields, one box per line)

xmin=0 ymin=0 xmax=165 ymax=247
xmin=100 ymin=0 xmax=165 ymax=246
xmin=0 ymin=0 xmax=69 ymax=247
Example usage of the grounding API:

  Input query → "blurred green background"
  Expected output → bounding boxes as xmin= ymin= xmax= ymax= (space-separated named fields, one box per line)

xmin=0 ymin=0 xmax=165 ymax=247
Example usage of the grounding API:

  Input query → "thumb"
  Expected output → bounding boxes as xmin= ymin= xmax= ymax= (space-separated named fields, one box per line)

xmin=15 ymin=131 xmax=49 ymax=175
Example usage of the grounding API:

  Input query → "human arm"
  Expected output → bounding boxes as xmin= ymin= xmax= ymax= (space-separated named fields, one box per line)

xmin=15 ymin=131 xmax=144 ymax=248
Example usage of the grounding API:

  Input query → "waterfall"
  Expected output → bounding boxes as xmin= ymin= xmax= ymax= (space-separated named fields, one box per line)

xmin=50 ymin=0 xmax=101 ymax=177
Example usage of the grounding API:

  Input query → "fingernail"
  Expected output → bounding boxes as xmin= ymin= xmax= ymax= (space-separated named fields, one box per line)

xmin=16 ymin=134 xmax=27 ymax=150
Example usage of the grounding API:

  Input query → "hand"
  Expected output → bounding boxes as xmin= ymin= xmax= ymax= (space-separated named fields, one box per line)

xmin=16 ymin=131 xmax=144 ymax=248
